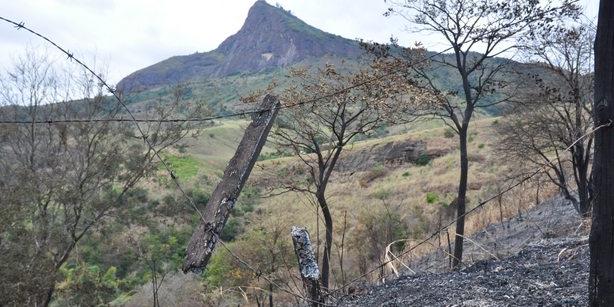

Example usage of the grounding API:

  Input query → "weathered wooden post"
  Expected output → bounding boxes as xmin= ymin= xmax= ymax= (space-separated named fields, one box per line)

xmin=291 ymin=226 xmax=324 ymax=307
xmin=183 ymin=94 xmax=280 ymax=273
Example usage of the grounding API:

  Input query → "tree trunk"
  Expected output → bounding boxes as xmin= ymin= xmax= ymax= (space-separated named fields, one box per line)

xmin=453 ymin=127 xmax=469 ymax=269
xmin=291 ymin=226 xmax=324 ymax=307
xmin=183 ymin=95 xmax=280 ymax=273
xmin=268 ymin=282 xmax=273 ymax=307
xmin=576 ymin=162 xmax=591 ymax=217
xmin=590 ymin=1 xmax=614 ymax=305
xmin=574 ymin=87 xmax=592 ymax=218
xmin=33 ymin=285 xmax=54 ymax=307
xmin=317 ymin=193 xmax=333 ymax=291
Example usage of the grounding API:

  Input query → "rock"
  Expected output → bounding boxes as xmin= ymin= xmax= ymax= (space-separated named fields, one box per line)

xmin=336 ymin=139 xmax=434 ymax=172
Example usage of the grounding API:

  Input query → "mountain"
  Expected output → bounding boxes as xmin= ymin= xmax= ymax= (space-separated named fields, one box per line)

xmin=117 ymin=1 xmax=362 ymax=94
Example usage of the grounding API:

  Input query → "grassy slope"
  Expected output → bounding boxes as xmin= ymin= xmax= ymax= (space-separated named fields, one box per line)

xmin=181 ymin=116 xmax=515 ymax=247
xmin=181 ymin=116 xmax=505 ymax=227
xmin=249 ymin=117 xmax=506 ymax=234
xmin=122 ymin=115 xmax=550 ymax=304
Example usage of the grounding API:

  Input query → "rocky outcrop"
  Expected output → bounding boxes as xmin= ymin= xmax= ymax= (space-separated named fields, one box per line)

xmin=336 ymin=139 xmax=445 ymax=172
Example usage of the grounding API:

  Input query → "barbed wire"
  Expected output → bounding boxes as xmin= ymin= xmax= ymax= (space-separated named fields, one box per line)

xmin=326 ymin=168 xmax=544 ymax=299
xmin=217 ymin=238 xmax=337 ymax=306
xmin=327 ymin=115 xmax=610 ymax=300
xmin=0 ymin=14 xmax=455 ymax=305
xmin=5 ymin=11 xmax=597 ymax=306
xmin=0 ymin=15 xmax=208 ymax=222
xmin=0 ymin=16 xmax=454 ymax=126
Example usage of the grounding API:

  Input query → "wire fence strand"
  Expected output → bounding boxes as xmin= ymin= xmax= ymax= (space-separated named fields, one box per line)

xmin=326 ymin=168 xmax=543 ymax=299
xmin=4 ymin=13 xmax=591 ymax=306
xmin=0 ymin=15 xmax=208 ymax=222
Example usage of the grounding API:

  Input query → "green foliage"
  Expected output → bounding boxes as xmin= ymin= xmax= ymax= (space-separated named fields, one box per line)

xmin=204 ymin=249 xmax=235 ymax=287
xmin=402 ymin=171 xmax=411 ymax=177
xmin=478 ymin=143 xmax=485 ymax=149
xmin=175 ymin=144 xmax=189 ymax=154
xmin=426 ymin=192 xmax=439 ymax=204
xmin=56 ymin=263 xmax=120 ymax=306
xmin=204 ymin=223 xmax=294 ymax=292
xmin=191 ymin=189 xmax=211 ymax=206
xmin=220 ymin=217 xmax=243 ymax=241
xmin=415 ymin=154 xmax=431 ymax=166
xmin=236 ymin=185 xmax=260 ymax=215
xmin=351 ymin=204 xmax=409 ymax=267
xmin=165 ymin=154 xmax=201 ymax=180
xmin=257 ymin=150 xmax=292 ymax=161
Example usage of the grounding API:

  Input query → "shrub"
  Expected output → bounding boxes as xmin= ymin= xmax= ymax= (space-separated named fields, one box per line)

xmin=220 ymin=217 xmax=242 ymax=241
xmin=402 ymin=171 xmax=411 ymax=177
xmin=443 ymin=128 xmax=455 ymax=138
xmin=371 ymin=188 xmax=392 ymax=200
xmin=478 ymin=143 xmax=485 ymax=149
xmin=257 ymin=150 xmax=291 ymax=161
xmin=426 ymin=192 xmax=439 ymax=204
xmin=415 ymin=154 xmax=431 ymax=166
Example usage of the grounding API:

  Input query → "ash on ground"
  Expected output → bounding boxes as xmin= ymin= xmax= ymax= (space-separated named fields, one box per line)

xmin=339 ymin=197 xmax=589 ymax=307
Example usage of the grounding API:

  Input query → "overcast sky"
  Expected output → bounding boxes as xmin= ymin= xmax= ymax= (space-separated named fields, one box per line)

xmin=0 ymin=0 xmax=599 ymax=84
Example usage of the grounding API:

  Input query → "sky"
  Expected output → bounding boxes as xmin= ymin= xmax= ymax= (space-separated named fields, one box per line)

xmin=0 ymin=0 xmax=599 ymax=84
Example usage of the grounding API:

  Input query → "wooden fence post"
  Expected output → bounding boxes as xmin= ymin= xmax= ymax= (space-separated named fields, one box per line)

xmin=183 ymin=94 xmax=280 ymax=273
xmin=291 ymin=226 xmax=324 ymax=307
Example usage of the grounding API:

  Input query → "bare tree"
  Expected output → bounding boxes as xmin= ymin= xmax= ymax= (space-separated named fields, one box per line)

xmin=268 ymin=63 xmax=411 ymax=290
xmin=497 ymin=23 xmax=595 ymax=217
xmin=385 ymin=0 xmax=578 ymax=268
xmin=0 ymin=51 xmax=201 ymax=306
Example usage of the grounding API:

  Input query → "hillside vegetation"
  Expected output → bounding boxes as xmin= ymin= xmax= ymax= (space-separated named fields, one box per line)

xmin=87 ymin=116 xmax=552 ymax=305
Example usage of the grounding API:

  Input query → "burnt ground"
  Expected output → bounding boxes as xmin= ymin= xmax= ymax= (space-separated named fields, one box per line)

xmin=338 ymin=197 xmax=590 ymax=306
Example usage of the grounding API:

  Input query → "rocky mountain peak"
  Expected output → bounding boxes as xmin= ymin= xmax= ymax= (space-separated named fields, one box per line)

xmin=117 ymin=1 xmax=361 ymax=94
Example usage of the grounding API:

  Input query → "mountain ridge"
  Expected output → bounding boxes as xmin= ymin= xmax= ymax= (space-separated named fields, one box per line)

xmin=117 ymin=1 xmax=362 ymax=94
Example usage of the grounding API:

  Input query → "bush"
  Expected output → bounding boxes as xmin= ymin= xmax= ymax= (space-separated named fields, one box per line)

xmin=220 ymin=217 xmax=242 ymax=241
xmin=371 ymin=188 xmax=392 ymax=200
xmin=426 ymin=192 xmax=439 ymax=204
xmin=478 ymin=143 xmax=485 ymax=149
xmin=444 ymin=128 xmax=455 ymax=138
xmin=402 ymin=171 xmax=411 ymax=177
xmin=415 ymin=154 xmax=431 ymax=166
xmin=257 ymin=150 xmax=291 ymax=161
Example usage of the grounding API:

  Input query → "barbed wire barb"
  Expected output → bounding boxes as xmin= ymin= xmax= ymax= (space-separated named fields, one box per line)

xmin=0 ymin=15 xmax=207 ymax=222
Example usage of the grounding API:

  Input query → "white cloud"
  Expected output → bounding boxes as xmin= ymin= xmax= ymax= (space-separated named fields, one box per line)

xmin=0 ymin=0 xmax=599 ymax=84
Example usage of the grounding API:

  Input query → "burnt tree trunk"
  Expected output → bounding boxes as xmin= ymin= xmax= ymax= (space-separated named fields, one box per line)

xmin=453 ymin=125 xmax=470 ymax=269
xmin=183 ymin=95 xmax=280 ymax=273
xmin=576 ymin=155 xmax=591 ymax=217
xmin=316 ymin=192 xmax=333 ymax=291
xmin=573 ymin=91 xmax=592 ymax=217
xmin=35 ymin=287 xmax=54 ymax=307
xmin=590 ymin=1 xmax=614 ymax=305
xmin=291 ymin=226 xmax=324 ymax=307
